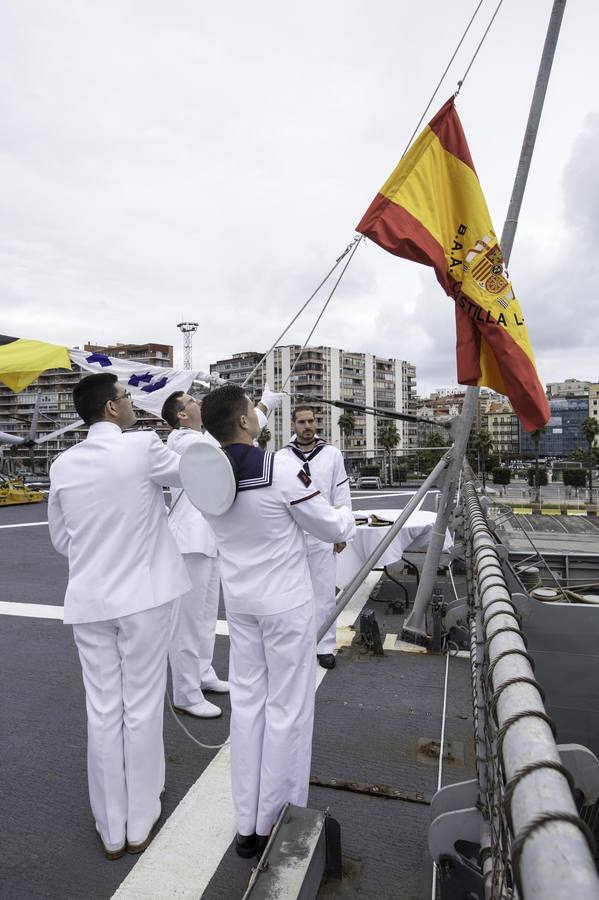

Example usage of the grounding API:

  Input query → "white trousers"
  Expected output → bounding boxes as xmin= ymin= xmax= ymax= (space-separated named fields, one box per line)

xmin=169 ymin=553 xmax=221 ymax=708
xmin=307 ymin=539 xmax=338 ymax=654
xmin=72 ymin=601 xmax=171 ymax=847
xmin=227 ymin=600 xmax=316 ymax=836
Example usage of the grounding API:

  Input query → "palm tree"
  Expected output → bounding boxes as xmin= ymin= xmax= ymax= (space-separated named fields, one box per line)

xmin=257 ymin=425 xmax=271 ymax=450
xmin=530 ymin=426 xmax=546 ymax=502
xmin=581 ymin=417 xmax=599 ymax=503
xmin=473 ymin=430 xmax=493 ymax=493
xmin=379 ymin=422 xmax=400 ymax=485
xmin=337 ymin=411 xmax=355 ymax=453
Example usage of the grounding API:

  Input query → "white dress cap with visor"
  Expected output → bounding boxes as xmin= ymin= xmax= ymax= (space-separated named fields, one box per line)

xmin=179 ymin=440 xmax=237 ymax=516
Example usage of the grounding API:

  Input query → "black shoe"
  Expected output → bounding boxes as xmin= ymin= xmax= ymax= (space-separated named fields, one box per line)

xmin=317 ymin=653 xmax=336 ymax=669
xmin=255 ymin=834 xmax=270 ymax=860
xmin=235 ymin=832 xmax=257 ymax=858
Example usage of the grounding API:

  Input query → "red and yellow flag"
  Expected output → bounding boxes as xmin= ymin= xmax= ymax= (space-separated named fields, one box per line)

xmin=356 ymin=97 xmax=549 ymax=432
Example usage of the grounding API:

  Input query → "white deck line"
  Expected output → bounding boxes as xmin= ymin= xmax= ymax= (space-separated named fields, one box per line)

xmin=0 ymin=601 xmax=233 ymax=635
xmin=0 ymin=520 xmax=48 ymax=529
xmin=0 ymin=601 xmax=64 ymax=619
xmin=112 ymin=570 xmax=380 ymax=900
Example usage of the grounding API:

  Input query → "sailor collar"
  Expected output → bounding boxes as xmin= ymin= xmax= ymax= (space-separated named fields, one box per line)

xmin=226 ymin=443 xmax=274 ymax=492
xmin=286 ymin=436 xmax=327 ymax=463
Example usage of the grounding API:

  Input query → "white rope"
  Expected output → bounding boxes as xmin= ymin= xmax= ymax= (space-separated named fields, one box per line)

xmin=166 ymin=691 xmax=229 ymax=751
xmin=282 ymin=236 xmax=363 ymax=395
xmin=455 ymin=0 xmax=505 ymax=95
xmin=402 ymin=0 xmax=485 ymax=158
xmin=240 ymin=237 xmax=360 ymax=390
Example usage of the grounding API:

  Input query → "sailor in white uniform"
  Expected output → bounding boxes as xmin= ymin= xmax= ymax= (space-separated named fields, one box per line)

xmin=278 ymin=405 xmax=352 ymax=669
xmin=48 ymin=373 xmax=191 ymax=860
xmin=161 ymin=391 xmax=228 ymax=719
xmin=200 ymin=384 xmax=355 ymax=859
xmin=160 ymin=385 xmax=285 ymax=718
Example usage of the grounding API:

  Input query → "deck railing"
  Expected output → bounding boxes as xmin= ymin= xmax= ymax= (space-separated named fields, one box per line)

xmin=462 ymin=469 xmax=599 ymax=898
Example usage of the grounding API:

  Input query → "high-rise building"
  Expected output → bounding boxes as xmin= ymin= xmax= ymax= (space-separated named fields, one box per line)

xmin=520 ymin=397 xmax=588 ymax=458
xmin=0 ymin=342 xmax=174 ymax=473
xmin=210 ymin=345 xmax=417 ymax=463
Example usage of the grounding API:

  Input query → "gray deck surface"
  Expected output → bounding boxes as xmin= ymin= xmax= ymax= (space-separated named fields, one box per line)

xmin=203 ymin=581 xmax=474 ymax=900
xmin=1 ymin=489 xmax=475 ymax=900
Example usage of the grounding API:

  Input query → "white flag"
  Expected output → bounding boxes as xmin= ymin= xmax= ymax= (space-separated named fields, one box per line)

xmin=69 ymin=349 xmax=218 ymax=418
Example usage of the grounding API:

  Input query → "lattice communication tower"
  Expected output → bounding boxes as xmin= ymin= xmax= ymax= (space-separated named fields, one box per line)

xmin=177 ymin=321 xmax=199 ymax=370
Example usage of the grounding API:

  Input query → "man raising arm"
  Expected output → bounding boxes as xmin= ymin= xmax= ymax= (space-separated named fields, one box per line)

xmin=200 ymin=384 xmax=355 ymax=860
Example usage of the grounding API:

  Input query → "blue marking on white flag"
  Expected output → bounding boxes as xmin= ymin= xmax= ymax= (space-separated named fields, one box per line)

xmin=86 ymin=353 xmax=112 ymax=367
xmin=141 ymin=376 xmax=168 ymax=393
xmin=128 ymin=372 xmax=153 ymax=387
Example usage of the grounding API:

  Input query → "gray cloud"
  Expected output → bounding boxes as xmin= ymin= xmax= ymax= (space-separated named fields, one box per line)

xmin=0 ymin=0 xmax=597 ymax=393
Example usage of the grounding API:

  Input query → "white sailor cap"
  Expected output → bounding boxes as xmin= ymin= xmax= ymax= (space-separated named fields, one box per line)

xmin=179 ymin=440 xmax=237 ymax=516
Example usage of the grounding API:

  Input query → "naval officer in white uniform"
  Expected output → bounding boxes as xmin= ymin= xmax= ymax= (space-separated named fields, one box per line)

xmin=160 ymin=385 xmax=285 ymax=718
xmin=200 ymin=384 xmax=355 ymax=859
xmin=278 ymin=405 xmax=352 ymax=669
xmin=161 ymin=391 xmax=228 ymax=719
xmin=48 ymin=373 xmax=191 ymax=860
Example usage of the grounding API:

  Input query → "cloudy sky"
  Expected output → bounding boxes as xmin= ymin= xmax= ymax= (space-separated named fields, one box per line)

xmin=1 ymin=0 xmax=597 ymax=396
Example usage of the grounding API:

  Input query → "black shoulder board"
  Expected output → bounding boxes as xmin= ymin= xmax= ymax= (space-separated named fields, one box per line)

xmin=297 ymin=468 xmax=312 ymax=487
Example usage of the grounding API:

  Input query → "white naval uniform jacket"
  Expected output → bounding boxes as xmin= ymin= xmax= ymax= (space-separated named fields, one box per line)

xmin=166 ymin=428 xmax=218 ymax=557
xmin=277 ymin=437 xmax=352 ymax=524
xmin=48 ymin=421 xmax=191 ymax=625
xmin=205 ymin=444 xmax=356 ymax=617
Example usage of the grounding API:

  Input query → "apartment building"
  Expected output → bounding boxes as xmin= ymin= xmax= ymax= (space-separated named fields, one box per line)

xmin=546 ymin=378 xmax=591 ymax=399
xmin=210 ymin=346 xmax=417 ymax=460
xmin=482 ymin=406 xmax=521 ymax=459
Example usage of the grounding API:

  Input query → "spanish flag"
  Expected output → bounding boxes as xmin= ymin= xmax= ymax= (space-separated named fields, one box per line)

xmin=357 ymin=97 xmax=549 ymax=432
xmin=0 ymin=335 xmax=71 ymax=392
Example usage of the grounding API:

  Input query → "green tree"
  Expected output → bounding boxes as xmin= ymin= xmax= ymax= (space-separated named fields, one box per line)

xmin=378 ymin=421 xmax=400 ymax=485
xmin=419 ymin=431 xmax=450 ymax=476
xmin=473 ymin=430 xmax=493 ymax=492
xmin=492 ymin=466 xmax=511 ymax=485
xmin=581 ymin=417 xmax=599 ymax=503
xmin=527 ymin=466 xmax=547 ymax=488
xmin=257 ymin=425 xmax=271 ymax=449
xmin=337 ymin=411 xmax=355 ymax=453
xmin=563 ymin=469 xmax=586 ymax=488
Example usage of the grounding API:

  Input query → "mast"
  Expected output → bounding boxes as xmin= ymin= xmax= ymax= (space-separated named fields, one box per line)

xmin=402 ymin=0 xmax=568 ymax=642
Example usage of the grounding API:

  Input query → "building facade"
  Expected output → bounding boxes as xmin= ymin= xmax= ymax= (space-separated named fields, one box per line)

xmin=589 ymin=383 xmax=599 ymax=445
xmin=520 ymin=397 xmax=589 ymax=458
xmin=210 ymin=346 xmax=417 ymax=463
xmin=482 ymin=408 xmax=520 ymax=459
xmin=546 ymin=379 xmax=591 ymax=399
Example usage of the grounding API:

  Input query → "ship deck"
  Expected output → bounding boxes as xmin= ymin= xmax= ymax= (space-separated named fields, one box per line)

xmin=2 ymin=490 xmax=487 ymax=899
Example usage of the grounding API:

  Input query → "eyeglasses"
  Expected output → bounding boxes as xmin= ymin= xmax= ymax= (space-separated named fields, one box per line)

xmin=180 ymin=397 xmax=198 ymax=410
xmin=114 ymin=390 xmax=132 ymax=402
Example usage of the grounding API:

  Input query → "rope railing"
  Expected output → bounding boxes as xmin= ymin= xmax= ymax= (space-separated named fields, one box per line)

xmin=462 ymin=465 xmax=599 ymax=899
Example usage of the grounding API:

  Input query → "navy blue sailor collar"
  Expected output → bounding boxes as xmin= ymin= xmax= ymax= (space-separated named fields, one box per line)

xmin=286 ymin=435 xmax=327 ymax=463
xmin=226 ymin=443 xmax=274 ymax=492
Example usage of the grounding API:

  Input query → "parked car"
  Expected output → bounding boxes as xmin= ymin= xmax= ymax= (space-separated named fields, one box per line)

xmin=356 ymin=476 xmax=382 ymax=489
